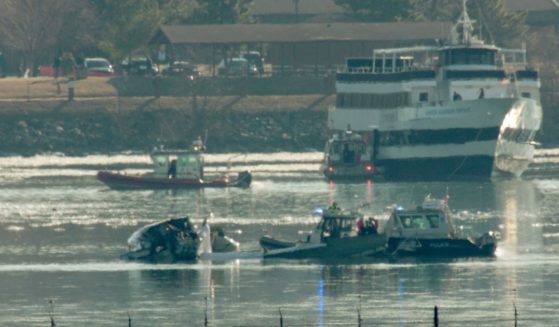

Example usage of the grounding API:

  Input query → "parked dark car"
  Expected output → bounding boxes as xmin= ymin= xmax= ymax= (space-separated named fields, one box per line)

xmin=163 ymin=61 xmax=199 ymax=79
xmin=120 ymin=57 xmax=158 ymax=75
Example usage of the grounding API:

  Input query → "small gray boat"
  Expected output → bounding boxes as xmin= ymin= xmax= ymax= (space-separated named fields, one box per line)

xmin=384 ymin=195 xmax=497 ymax=257
xmin=260 ymin=209 xmax=385 ymax=260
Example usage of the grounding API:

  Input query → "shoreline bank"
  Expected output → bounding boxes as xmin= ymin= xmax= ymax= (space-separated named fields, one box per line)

xmin=1 ymin=75 xmax=558 ymax=156
xmin=0 ymin=95 xmax=332 ymax=156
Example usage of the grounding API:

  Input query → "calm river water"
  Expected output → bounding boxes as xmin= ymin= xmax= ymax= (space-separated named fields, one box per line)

xmin=1 ymin=151 xmax=559 ymax=326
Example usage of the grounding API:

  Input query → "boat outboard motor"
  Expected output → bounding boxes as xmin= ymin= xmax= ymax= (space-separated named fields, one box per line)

xmin=236 ymin=171 xmax=252 ymax=188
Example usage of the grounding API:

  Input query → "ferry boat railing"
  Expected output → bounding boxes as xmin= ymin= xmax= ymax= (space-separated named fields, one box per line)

xmin=340 ymin=45 xmax=532 ymax=76
xmin=371 ymin=46 xmax=438 ymax=74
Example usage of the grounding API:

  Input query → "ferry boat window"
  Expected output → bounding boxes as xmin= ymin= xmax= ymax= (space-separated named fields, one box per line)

xmin=419 ymin=92 xmax=429 ymax=102
xmin=443 ymin=49 xmax=496 ymax=66
xmin=521 ymin=92 xmax=531 ymax=98
xmin=426 ymin=214 xmax=440 ymax=228
xmin=336 ymin=94 xmax=354 ymax=108
xmin=350 ymin=93 xmax=360 ymax=107
xmin=359 ymin=94 xmax=368 ymax=107
xmin=336 ymin=94 xmax=344 ymax=107
xmin=362 ymin=94 xmax=372 ymax=107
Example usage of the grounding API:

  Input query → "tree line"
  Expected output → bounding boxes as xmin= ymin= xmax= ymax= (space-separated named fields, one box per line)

xmin=0 ymin=0 xmax=525 ymax=73
xmin=334 ymin=0 xmax=526 ymax=45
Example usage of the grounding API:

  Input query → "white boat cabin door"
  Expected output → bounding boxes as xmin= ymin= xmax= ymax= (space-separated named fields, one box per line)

xmin=150 ymin=153 xmax=204 ymax=179
xmin=177 ymin=154 xmax=204 ymax=179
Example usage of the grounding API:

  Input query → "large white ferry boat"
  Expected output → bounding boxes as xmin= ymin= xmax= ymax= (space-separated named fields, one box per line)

xmin=328 ymin=1 xmax=542 ymax=180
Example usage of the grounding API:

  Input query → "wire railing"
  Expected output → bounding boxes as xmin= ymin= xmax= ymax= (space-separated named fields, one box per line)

xmin=43 ymin=302 xmax=554 ymax=327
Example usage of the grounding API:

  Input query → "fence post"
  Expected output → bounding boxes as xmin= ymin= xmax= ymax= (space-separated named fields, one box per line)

xmin=48 ymin=300 xmax=56 ymax=327
xmin=357 ymin=308 xmax=361 ymax=327
xmin=204 ymin=297 xmax=208 ymax=327
xmin=433 ymin=306 xmax=438 ymax=327
xmin=514 ymin=302 xmax=518 ymax=327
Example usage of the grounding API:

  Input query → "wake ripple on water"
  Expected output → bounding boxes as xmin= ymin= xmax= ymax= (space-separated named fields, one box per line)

xmin=0 ymin=149 xmax=558 ymax=182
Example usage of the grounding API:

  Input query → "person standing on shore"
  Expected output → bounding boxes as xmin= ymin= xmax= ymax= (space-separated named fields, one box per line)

xmin=0 ymin=51 xmax=7 ymax=78
xmin=53 ymin=51 xmax=62 ymax=94
xmin=53 ymin=51 xmax=62 ymax=79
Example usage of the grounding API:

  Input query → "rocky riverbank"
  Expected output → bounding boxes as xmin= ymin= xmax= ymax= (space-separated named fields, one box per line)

xmin=0 ymin=95 xmax=333 ymax=156
xmin=1 ymin=74 xmax=559 ymax=157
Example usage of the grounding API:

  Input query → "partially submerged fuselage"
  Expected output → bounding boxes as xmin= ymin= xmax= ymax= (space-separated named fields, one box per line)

xmin=123 ymin=218 xmax=241 ymax=263
xmin=125 ymin=217 xmax=199 ymax=263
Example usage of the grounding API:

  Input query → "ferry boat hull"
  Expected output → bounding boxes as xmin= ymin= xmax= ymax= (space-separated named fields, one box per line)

xmin=97 ymin=170 xmax=252 ymax=189
xmin=262 ymin=234 xmax=385 ymax=259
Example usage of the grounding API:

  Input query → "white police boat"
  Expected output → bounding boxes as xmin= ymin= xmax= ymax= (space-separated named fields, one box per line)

xmin=384 ymin=195 xmax=497 ymax=257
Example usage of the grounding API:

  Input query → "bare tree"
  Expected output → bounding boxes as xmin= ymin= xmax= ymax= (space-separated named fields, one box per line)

xmin=0 ymin=0 xmax=91 ymax=74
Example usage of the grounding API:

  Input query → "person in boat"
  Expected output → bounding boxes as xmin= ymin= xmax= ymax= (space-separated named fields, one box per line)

xmin=342 ymin=144 xmax=355 ymax=164
xmin=342 ymin=144 xmax=350 ymax=163
xmin=163 ymin=220 xmax=182 ymax=254
xmin=327 ymin=202 xmax=341 ymax=213
xmin=192 ymin=136 xmax=205 ymax=151
xmin=363 ymin=217 xmax=378 ymax=235
xmin=198 ymin=218 xmax=212 ymax=254
xmin=356 ymin=217 xmax=365 ymax=235
xmin=453 ymin=91 xmax=462 ymax=101
xmin=330 ymin=220 xmax=341 ymax=239
xmin=168 ymin=159 xmax=177 ymax=179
